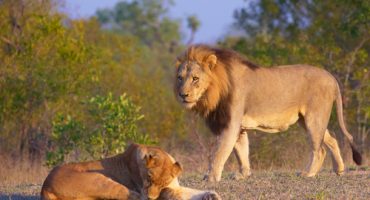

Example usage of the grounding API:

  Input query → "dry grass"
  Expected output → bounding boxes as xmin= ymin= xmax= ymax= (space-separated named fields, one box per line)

xmin=1 ymin=166 xmax=369 ymax=200
xmin=180 ymin=169 xmax=370 ymax=200
xmin=1 ymin=148 xmax=369 ymax=200
xmin=0 ymin=154 xmax=48 ymax=200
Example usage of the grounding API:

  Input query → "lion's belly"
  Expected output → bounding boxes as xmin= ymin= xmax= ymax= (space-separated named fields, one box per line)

xmin=241 ymin=111 xmax=299 ymax=133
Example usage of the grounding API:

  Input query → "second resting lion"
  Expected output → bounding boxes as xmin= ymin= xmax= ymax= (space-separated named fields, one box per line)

xmin=41 ymin=143 xmax=221 ymax=200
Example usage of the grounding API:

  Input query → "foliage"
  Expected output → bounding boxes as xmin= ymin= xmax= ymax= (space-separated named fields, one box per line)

xmin=46 ymin=115 xmax=85 ymax=167
xmin=0 ymin=0 xmax=186 ymax=165
xmin=0 ymin=0 xmax=103 ymax=156
xmin=186 ymin=15 xmax=200 ymax=44
xmin=96 ymin=0 xmax=180 ymax=47
xmin=46 ymin=93 xmax=154 ymax=167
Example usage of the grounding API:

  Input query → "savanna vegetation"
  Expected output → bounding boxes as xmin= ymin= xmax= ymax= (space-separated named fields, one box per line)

xmin=0 ymin=0 xmax=369 ymax=198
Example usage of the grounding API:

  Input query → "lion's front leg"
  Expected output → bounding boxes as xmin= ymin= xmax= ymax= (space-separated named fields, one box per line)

xmin=204 ymin=117 xmax=242 ymax=182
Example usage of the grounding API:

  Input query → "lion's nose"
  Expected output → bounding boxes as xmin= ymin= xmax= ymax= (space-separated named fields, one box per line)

xmin=179 ymin=93 xmax=189 ymax=99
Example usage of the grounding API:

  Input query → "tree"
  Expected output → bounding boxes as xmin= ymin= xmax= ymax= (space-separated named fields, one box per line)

xmin=95 ymin=0 xmax=188 ymax=143
xmin=96 ymin=0 xmax=180 ymax=48
xmin=186 ymin=15 xmax=200 ymax=45
xmin=0 ymin=0 xmax=97 ymax=159
xmin=0 ymin=0 xmax=143 ymax=161
xmin=46 ymin=93 xmax=154 ymax=167
xmin=0 ymin=0 xmax=191 ymax=165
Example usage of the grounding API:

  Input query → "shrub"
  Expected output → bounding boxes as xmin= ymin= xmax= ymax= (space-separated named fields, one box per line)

xmin=46 ymin=93 xmax=155 ymax=167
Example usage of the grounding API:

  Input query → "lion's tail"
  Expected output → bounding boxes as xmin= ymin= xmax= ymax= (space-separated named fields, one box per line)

xmin=335 ymin=83 xmax=362 ymax=165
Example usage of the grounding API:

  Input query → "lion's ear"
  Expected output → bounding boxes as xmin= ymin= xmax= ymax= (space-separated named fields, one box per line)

xmin=171 ymin=162 xmax=182 ymax=177
xmin=204 ymin=54 xmax=217 ymax=70
xmin=144 ymin=153 xmax=156 ymax=168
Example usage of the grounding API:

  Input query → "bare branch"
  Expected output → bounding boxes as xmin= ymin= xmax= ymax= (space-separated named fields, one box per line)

xmin=343 ymin=37 xmax=370 ymax=92
xmin=0 ymin=36 xmax=20 ymax=51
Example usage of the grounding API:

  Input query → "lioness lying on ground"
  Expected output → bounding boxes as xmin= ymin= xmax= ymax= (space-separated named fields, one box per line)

xmin=41 ymin=143 xmax=220 ymax=200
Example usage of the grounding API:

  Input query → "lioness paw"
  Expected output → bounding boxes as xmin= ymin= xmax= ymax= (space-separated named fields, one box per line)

xmin=202 ymin=192 xmax=221 ymax=200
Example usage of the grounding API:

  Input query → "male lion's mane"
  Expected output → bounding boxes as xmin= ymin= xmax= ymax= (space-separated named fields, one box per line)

xmin=177 ymin=45 xmax=258 ymax=134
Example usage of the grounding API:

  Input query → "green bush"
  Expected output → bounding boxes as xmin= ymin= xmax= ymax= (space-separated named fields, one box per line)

xmin=46 ymin=93 xmax=155 ymax=167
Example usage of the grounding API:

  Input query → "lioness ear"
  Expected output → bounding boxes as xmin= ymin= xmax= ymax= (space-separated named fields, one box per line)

xmin=171 ymin=162 xmax=182 ymax=177
xmin=144 ymin=153 xmax=156 ymax=168
xmin=204 ymin=54 xmax=217 ymax=70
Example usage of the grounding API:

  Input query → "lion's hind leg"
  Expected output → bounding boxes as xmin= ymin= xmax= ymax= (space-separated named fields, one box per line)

xmin=323 ymin=129 xmax=345 ymax=175
xmin=302 ymin=140 xmax=326 ymax=177
xmin=50 ymin=171 xmax=140 ymax=200
xmin=40 ymin=190 xmax=59 ymax=200
xmin=301 ymin=108 xmax=331 ymax=177
xmin=232 ymin=129 xmax=251 ymax=180
xmin=79 ymin=173 xmax=141 ymax=200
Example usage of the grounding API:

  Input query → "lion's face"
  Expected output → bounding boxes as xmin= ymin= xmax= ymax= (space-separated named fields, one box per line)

xmin=140 ymin=149 xmax=182 ymax=200
xmin=175 ymin=61 xmax=212 ymax=109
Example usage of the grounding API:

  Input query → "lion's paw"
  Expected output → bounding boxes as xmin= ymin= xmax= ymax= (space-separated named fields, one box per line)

xmin=202 ymin=174 xmax=219 ymax=183
xmin=297 ymin=171 xmax=317 ymax=178
xmin=335 ymin=170 xmax=345 ymax=176
xmin=202 ymin=192 xmax=221 ymax=200
xmin=229 ymin=172 xmax=244 ymax=180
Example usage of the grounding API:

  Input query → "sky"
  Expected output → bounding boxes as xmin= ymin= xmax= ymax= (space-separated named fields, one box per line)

xmin=62 ymin=0 xmax=246 ymax=43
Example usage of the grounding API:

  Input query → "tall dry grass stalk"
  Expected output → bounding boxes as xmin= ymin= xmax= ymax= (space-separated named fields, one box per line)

xmin=0 ymin=154 xmax=49 ymax=187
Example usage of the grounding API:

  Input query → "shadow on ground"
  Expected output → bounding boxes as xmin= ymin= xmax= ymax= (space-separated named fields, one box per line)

xmin=0 ymin=195 xmax=39 ymax=200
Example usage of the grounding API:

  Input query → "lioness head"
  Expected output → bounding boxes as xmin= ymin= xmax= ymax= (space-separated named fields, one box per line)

xmin=140 ymin=147 xmax=182 ymax=200
xmin=175 ymin=45 xmax=230 ymax=115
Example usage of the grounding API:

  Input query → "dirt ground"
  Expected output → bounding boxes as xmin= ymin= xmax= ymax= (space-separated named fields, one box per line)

xmin=181 ymin=170 xmax=370 ymax=200
xmin=1 ymin=169 xmax=369 ymax=200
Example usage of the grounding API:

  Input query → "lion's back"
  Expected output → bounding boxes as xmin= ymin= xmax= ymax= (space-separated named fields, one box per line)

xmin=251 ymin=64 xmax=338 ymax=98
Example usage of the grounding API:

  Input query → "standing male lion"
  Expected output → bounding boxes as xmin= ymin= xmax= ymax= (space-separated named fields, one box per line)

xmin=174 ymin=44 xmax=362 ymax=182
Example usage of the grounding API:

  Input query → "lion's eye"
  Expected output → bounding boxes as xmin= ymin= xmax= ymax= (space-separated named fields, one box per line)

xmin=177 ymin=76 xmax=182 ymax=81
xmin=192 ymin=77 xmax=199 ymax=82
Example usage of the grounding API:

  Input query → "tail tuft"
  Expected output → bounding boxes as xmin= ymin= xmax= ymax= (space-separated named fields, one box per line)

xmin=351 ymin=144 xmax=362 ymax=165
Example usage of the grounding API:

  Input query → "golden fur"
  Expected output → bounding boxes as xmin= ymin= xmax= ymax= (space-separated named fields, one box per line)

xmin=175 ymin=44 xmax=362 ymax=182
xmin=41 ymin=143 xmax=221 ymax=200
xmin=41 ymin=144 xmax=181 ymax=200
xmin=177 ymin=45 xmax=230 ymax=114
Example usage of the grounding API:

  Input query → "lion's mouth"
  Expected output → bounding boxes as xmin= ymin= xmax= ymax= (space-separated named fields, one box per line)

xmin=182 ymin=99 xmax=192 ymax=103
xmin=181 ymin=100 xmax=196 ymax=108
